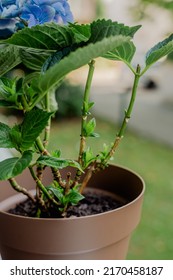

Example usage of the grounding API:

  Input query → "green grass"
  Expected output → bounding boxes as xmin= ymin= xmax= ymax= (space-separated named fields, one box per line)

xmin=48 ymin=118 xmax=173 ymax=260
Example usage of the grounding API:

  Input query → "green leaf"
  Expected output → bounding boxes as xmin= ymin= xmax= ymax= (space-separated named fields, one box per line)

xmin=10 ymin=125 xmax=22 ymax=151
xmin=0 ymin=45 xmax=21 ymax=76
xmin=0 ymin=123 xmax=14 ymax=148
xmin=47 ymin=185 xmax=84 ymax=207
xmin=3 ymin=22 xmax=91 ymax=50
xmin=98 ymin=143 xmax=110 ymax=161
xmin=89 ymin=19 xmax=141 ymax=43
xmin=42 ymin=46 xmax=74 ymax=72
xmin=36 ymin=35 xmax=131 ymax=94
xmin=0 ymin=77 xmax=16 ymax=97
xmin=88 ymin=20 xmax=139 ymax=64
xmin=0 ymin=77 xmax=23 ymax=108
xmin=69 ymin=22 xmax=91 ymax=43
xmin=0 ymin=151 xmax=33 ymax=180
xmin=0 ymin=100 xmax=17 ymax=108
xmin=20 ymin=108 xmax=52 ymax=150
xmin=20 ymin=49 xmax=53 ymax=71
xmin=83 ymin=118 xmax=97 ymax=137
xmin=146 ymin=34 xmax=173 ymax=67
xmin=66 ymin=188 xmax=84 ymax=205
xmin=47 ymin=186 xmax=64 ymax=202
xmin=37 ymin=156 xmax=83 ymax=172
xmin=1 ymin=23 xmax=91 ymax=71
xmin=83 ymin=101 xmax=94 ymax=114
xmin=51 ymin=149 xmax=61 ymax=158
xmin=103 ymin=41 xmax=136 ymax=63
xmin=82 ymin=147 xmax=96 ymax=168
xmin=4 ymin=23 xmax=74 ymax=50
xmin=88 ymin=102 xmax=95 ymax=110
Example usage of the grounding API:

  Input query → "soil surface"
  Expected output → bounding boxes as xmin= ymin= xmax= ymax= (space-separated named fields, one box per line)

xmin=8 ymin=191 xmax=125 ymax=218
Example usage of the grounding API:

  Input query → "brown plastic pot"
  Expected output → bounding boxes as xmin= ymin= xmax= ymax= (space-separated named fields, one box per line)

xmin=0 ymin=164 xmax=145 ymax=260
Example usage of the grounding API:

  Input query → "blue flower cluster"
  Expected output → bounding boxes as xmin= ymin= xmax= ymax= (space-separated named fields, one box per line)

xmin=0 ymin=0 xmax=73 ymax=38
xmin=21 ymin=0 xmax=74 ymax=27
xmin=0 ymin=0 xmax=24 ymax=38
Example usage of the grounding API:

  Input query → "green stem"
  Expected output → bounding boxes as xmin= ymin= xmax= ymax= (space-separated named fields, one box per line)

xmin=72 ymin=60 xmax=95 ymax=187
xmin=8 ymin=178 xmax=36 ymax=202
xmin=35 ymin=93 xmax=51 ymax=199
xmin=140 ymin=65 xmax=151 ymax=76
xmin=118 ymin=64 xmax=141 ymax=136
xmin=44 ymin=92 xmax=51 ymax=148
xmin=123 ymin=60 xmax=137 ymax=75
xmin=21 ymin=95 xmax=30 ymax=111
xmin=35 ymin=137 xmax=64 ymax=187
xmin=36 ymin=137 xmax=49 ymax=155
xmin=29 ymin=166 xmax=59 ymax=207
xmin=29 ymin=166 xmax=47 ymax=211
xmin=78 ymin=60 xmax=95 ymax=165
xmin=79 ymin=161 xmax=96 ymax=194
xmin=103 ymin=64 xmax=141 ymax=163
xmin=36 ymin=164 xmax=44 ymax=205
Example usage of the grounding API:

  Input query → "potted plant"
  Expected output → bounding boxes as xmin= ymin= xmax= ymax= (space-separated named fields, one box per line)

xmin=0 ymin=0 xmax=172 ymax=260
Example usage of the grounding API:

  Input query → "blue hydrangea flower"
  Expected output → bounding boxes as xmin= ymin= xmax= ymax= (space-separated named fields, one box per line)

xmin=0 ymin=0 xmax=26 ymax=18
xmin=0 ymin=18 xmax=16 ymax=38
xmin=0 ymin=1 xmax=26 ymax=38
xmin=21 ymin=0 xmax=74 ymax=27
xmin=0 ymin=0 xmax=73 ymax=38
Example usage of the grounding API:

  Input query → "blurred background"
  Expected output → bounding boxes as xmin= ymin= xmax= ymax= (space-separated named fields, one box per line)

xmin=68 ymin=0 xmax=173 ymax=146
xmin=1 ymin=0 xmax=173 ymax=259
xmin=65 ymin=0 xmax=173 ymax=260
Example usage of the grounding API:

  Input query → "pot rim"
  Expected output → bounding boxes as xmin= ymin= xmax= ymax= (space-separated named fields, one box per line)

xmin=0 ymin=164 xmax=145 ymax=221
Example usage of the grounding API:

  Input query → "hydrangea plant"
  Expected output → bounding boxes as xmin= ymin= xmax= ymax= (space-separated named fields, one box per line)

xmin=0 ymin=0 xmax=173 ymax=217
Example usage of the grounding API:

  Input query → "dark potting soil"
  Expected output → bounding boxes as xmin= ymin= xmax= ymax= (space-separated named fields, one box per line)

xmin=8 ymin=191 xmax=124 ymax=218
